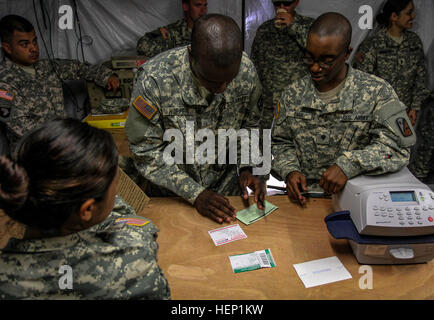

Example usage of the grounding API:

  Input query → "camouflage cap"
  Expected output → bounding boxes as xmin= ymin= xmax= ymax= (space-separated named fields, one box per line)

xmin=271 ymin=0 xmax=296 ymax=3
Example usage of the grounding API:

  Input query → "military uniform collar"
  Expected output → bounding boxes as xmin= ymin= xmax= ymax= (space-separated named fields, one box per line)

xmin=179 ymin=48 xmax=211 ymax=107
xmin=181 ymin=18 xmax=192 ymax=38
xmin=378 ymin=27 xmax=410 ymax=48
xmin=303 ymin=64 xmax=355 ymax=112
xmin=1 ymin=215 xmax=118 ymax=253
xmin=4 ymin=57 xmax=41 ymax=77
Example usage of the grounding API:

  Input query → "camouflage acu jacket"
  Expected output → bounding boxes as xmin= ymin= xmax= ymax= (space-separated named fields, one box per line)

xmin=353 ymin=28 xmax=430 ymax=111
xmin=0 ymin=196 xmax=170 ymax=300
xmin=272 ymin=66 xmax=415 ymax=189
xmin=126 ymin=46 xmax=263 ymax=204
xmin=251 ymin=13 xmax=313 ymax=129
xmin=136 ymin=19 xmax=191 ymax=59
xmin=0 ymin=58 xmax=113 ymax=152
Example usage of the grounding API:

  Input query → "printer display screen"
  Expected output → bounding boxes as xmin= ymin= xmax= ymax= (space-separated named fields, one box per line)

xmin=390 ymin=191 xmax=416 ymax=202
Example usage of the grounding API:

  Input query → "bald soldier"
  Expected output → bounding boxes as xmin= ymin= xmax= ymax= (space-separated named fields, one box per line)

xmin=272 ymin=12 xmax=416 ymax=206
xmin=136 ymin=0 xmax=207 ymax=58
xmin=127 ymin=14 xmax=266 ymax=224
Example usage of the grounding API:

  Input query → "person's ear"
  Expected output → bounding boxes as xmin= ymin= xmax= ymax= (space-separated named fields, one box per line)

xmin=182 ymin=2 xmax=189 ymax=13
xmin=390 ymin=12 xmax=399 ymax=23
xmin=293 ymin=0 xmax=300 ymax=8
xmin=2 ymin=42 xmax=12 ymax=56
xmin=79 ymin=198 xmax=97 ymax=222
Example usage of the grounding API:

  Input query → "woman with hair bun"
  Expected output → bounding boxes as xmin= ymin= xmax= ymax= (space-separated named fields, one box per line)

xmin=353 ymin=0 xmax=430 ymax=126
xmin=0 ymin=118 xmax=170 ymax=300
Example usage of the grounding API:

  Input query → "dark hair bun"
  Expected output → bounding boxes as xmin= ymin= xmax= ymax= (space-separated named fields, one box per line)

xmin=0 ymin=156 xmax=29 ymax=214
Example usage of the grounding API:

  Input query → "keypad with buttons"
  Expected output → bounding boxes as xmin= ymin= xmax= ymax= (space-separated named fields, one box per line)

xmin=366 ymin=190 xmax=434 ymax=230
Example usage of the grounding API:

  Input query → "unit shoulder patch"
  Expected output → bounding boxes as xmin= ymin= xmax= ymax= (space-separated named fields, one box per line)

xmin=396 ymin=117 xmax=413 ymax=137
xmin=160 ymin=27 xmax=169 ymax=40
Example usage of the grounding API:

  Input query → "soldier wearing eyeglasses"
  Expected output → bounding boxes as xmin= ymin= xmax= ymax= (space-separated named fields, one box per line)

xmin=251 ymin=0 xmax=313 ymax=130
xmin=271 ymin=12 xmax=416 ymax=206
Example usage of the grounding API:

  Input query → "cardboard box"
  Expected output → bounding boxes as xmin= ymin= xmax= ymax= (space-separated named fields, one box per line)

xmin=84 ymin=110 xmax=131 ymax=157
xmin=117 ymin=167 xmax=150 ymax=214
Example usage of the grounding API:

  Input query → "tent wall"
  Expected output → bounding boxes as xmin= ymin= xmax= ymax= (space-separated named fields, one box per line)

xmin=0 ymin=0 xmax=432 ymax=88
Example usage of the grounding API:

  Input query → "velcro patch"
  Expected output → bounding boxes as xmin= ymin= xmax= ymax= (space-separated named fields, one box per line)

xmin=0 ymin=90 xmax=14 ymax=102
xmin=133 ymin=96 xmax=157 ymax=120
xmin=396 ymin=117 xmax=413 ymax=137
xmin=114 ymin=217 xmax=150 ymax=227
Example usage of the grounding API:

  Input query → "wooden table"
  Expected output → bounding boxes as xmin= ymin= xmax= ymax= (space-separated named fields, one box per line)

xmin=140 ymin=195 xmax=434 ymax=300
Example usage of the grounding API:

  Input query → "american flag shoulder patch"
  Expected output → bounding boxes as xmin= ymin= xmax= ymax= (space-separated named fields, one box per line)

xmin=0 ymin=90 xmax=14 ymax=102
xmin=133 ymin=96 xmax=157 ymax=120
xmin=114 ymin=217 xmax=150 ymax=227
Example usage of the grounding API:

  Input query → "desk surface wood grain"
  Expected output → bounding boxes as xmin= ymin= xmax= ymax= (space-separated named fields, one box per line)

xmin=140 ymin=195 xmax=434 ymax=300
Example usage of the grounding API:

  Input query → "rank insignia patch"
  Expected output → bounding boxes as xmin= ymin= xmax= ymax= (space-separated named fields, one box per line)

xmin=115 ymin=217 xmax=150 ymax=227
xmin=133 ymin=96 xmax=157 ymax=120
xmin=396 ymin=117 xmax=413 ymax=137
xmin=0 ymin=107 xmax=11 ymax=118
xmin=0 ymin=90 xmax=14 ymax=102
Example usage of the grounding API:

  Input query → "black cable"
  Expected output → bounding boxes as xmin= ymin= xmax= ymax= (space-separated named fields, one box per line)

xmin=73 ymin=0 xmax=85 ymax=62
xmin=32 ymin=0 xmax=82 ymax=115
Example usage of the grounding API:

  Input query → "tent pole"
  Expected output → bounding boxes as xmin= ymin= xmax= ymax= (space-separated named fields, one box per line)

xmin=242 ymin=0 xmax=246 ymax=51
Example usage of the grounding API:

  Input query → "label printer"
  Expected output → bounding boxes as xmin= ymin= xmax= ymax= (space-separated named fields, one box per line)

xmin=325 ymin=168 xmax=434 ymax=264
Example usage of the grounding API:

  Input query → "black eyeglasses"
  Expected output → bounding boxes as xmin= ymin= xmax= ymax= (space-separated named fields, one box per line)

xmin=273 ymin=1 xmax=295 ymax=7
xmin=303 ymin=47 xmax=348 ymax=69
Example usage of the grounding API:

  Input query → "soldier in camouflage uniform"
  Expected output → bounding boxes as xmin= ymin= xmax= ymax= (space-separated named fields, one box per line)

xmin=0 ymin=15 xmax=119 ymax=153
xmin=352 ymin=0 xmax=431 ymax=180
xmin=0 ymin=196 xmax=170 ymax=300
xmin=136 ymin=0 xmax=207 ymax=58
xmin=408 ymin=92 xmax=434 ymax=181
xmin=127 ymin=14 xmax=267 ymax=224
xmin=0 ymin=119 xmax=170 ymax=299
xmin=251 ymin=0 xmax=313 ymax=129
xmin=272 ymin=12 xmax=415 ymax=205
xmin=352 ymin=0 xmax=430 ymax=125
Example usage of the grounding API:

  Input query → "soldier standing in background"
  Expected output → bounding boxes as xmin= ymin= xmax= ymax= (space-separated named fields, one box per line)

xmin=408 ymin=91 xmax=434 ymax=182
xmin=136 ymin=0 xmax=207 ymax=58
xmin=127 ymin=14 xmax=266 ymax=224
xmin=272 ymin=12 xmax=416 ymax=206
xmin=0 ymin=15 xmax=120 ymax=153
xmin=352 ymin=0 xmax=430 ymax=127
xmin=251 ymin=0 xmax=313 ymax=130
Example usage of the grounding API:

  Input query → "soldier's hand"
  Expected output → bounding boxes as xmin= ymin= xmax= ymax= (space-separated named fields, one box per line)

xmin=275 ymin=7 xmax=296 ymax=27
xmin=286 ymin=171 xmax=307 ymax=205
xmin=319 ymin=164 xmax=348 ymax=194
xmin=238 ymin=170 xmax=267 ymax=210
xmin=107 ymin=75 xmax=120 ymax=92
xmin=194 ymin=189 xmax=236 ymax=224
xmin=407 ymin=109 xmax=418 ymax=126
